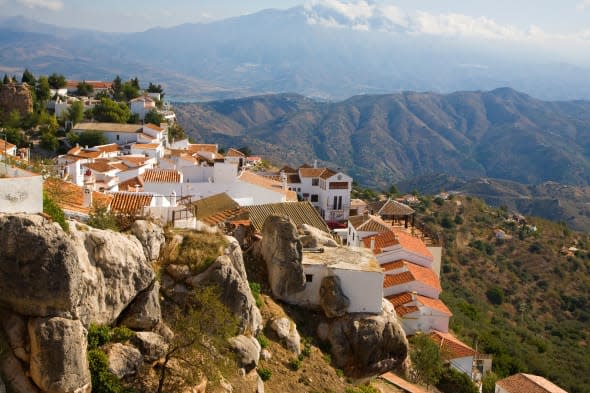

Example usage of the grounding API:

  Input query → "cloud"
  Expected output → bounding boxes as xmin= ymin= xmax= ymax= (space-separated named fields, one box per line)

xmin=17 ymin=0 xmax=63 ymax=11
xmin=577 ymin=0 xmax=590 ymax=9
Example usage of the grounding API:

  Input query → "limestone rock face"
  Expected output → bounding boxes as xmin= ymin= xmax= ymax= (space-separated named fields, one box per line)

xmin=2 ymin=310 xmax=29 ymax=362
xmin=0 ymin=376 xmax=5 ymax=393
xmin=28 ymin=317 xmax=91 ymax=393
xmin=228 ymin=335 xmax=261 ymax=372
xmin=132 ymin=332 xmax=169 ymax=362
xmin=319 ymin=276 xmax=350 ymax=318
xmin=131 ymin=220 xmax=165 ymax=262
xmin=298 ymin=224 xmax=338 ymax=248
xmin=317 ymin=300 xmax=409 ymax=379
xmin=118 ymin=281 xmax=162 ymax=331
xmin=0 ymin=350 xmax=40 ymax=393
xmin=260 ymin=216 xmax=305 ymax=300
xmin=186 ymin=237 xmax=263 ymax=336
xmin=269 ymin=317 xmax=301 ymax=355
xmin=107 ymin=343 xmax=142 ymax=379
xmin=0 ymin=83 xmax=33 ymax=117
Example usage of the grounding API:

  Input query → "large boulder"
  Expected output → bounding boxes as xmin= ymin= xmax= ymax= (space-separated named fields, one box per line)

xmin=1 ymin=310 xmax=29 ymax=362
xmin=319 ymin=276 xmax=350 ymax=318
xmin=0 ymin=214 xmax=155 ymax=325
xmin=269 ymin=317 xmax=301 ymax=355
xmin=106 ymin=343 xmax=143 ymax=379
xmin=298 ymin=224 xmax=338 ymax=248
xmin=259 ymin=216 xmax=306 ymax=300
xmin=28 ymin=317 xmax=91 ymax=393
xmin=131 ymin=220 xmax=165 ymax=262
xmin=0 ymin=350 xmax=40 ymax=393
xmin=317 ymin=299 xmax=409 ymax=379
xmin=228 ymin=335 xmax=261 ymax=372
xmin=0 ymin=376 xmax=5 ymax=393
xmin=186 ymin=237 xmax=263 ymax=336
xmin=132 ymin=332 xmax=169 ymax=362
xmin=118 ymin=281 xmax=162 ymax=331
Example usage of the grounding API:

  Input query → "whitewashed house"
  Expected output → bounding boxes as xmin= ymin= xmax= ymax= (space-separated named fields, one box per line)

xmin=72 ymin=123 xmax=167 ymax=147
xmin=495 ymin=373 xmax=567 ymax=393
xmin=0 ymin=138 xmax=17 ymax=158
xmin=382 ymin=260 xmax=442 ymax=299
xmin=347 ymin=213 xmax=391 ymax=247
xmin=0 ymin=166 xmax=43 ymax=214
xmin=130 ymin=96 xmax=156 ymax=120
xmin=363 ymin=229 xmax=434 ymax=269
xmin=387 ymin=292 xmax=452 ymax=334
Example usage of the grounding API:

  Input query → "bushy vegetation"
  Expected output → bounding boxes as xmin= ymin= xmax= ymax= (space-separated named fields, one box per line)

xmin=165 ymin=231 xmax=228 ymax=274
xmin=43 ymin=192 xmax=68 ymax=231
xmin=87 ymin=206 xmax=120 ymax=231
xmin=344 ymin=385 xmax=380 ymax=393
xmin=257 ymin=367 xmax=272 ymax=381
xmin=88 ymin=349 xmax=135 ymax=393
xmin=250 ymin=281 xmax=263 ymax=307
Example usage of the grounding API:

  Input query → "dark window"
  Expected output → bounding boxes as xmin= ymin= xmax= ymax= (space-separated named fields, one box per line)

xmin=338 ymin=196 xmax=342 ymax=210
xmin=311 ymin=194 xmax=319 ymax=202
xmin=306 ymin=274 xmax=313 ymax=283
xmin=312 ymin=178 xmax=319 ymax=186
xmin=333 ymin=196 xmax=338 ymax=209
xmin=116 ymin=134 xmax=120 ymax=141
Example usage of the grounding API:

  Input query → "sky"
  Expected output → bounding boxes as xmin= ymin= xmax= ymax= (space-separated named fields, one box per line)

xmin=1 ymin=0 xmax=590 ymax=38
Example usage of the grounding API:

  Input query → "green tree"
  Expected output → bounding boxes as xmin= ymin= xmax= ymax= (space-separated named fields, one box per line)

xmin=167 ymin=123 xmax=186 ymax=142
xmin=43 ymin=192 xmax=68 ymax=231
xmin=47 ymin=73 xmax=67 ymax=89
xmin=35 ymin=76 xmax=51 ymax=103
xmin=92 ymin=97 xmax=131 ymax=123
xmin=436 ymin=368 xmax=479 ymax=393
xmin=40 ymin=131 xmax=59 ymax=151
xmin=410 ymin=334 xmax=443 ymax=388
xmin=121 ymin=81 xmax=140 ymax=101
xmin=76 ymin=80 xmax=94 ymax=96
xmin=112 ymin=75 xmax=123 ymax=100
xmin=144 ymin=109 xmax=164 ymax=125
xmin=2 ymin=74 xmax=10 ymax=84
xmin=147 ymin=82 xmax=163 ymax=93
xmin=87 ymin=206 xmax=120 ymax=231
xmin=78 ymin=131 xmax=107 ymax=147
xmin=130 ymin=77 xmax=140 ymax=89
xmin=21 ymin=68 xmax=36 ymax=85
xmin=482 ymin=372 xmax=499 ymax=393
xmin=388 ymin=184 xmax=399 ymax=196
xmin=66 ymin=101 xmax=85 ymax=125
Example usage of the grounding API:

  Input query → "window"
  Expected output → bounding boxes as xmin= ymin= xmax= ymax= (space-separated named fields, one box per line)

xmin=116 ymin=134 xmax=120 ymax=141
xmin=311 ymin=194 xmax=319 ymax=202
xmin=305 ymin=274 xmax=313 ymax=283
xmin=312 ymin=178 xmax=319 ymax=186
xmin=303 ymin=193 xmax=310 ymax=198
xmin=333 ymin=196 xmax=338 ymax=210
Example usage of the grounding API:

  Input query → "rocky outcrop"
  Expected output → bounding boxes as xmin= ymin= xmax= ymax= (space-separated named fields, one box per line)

xmin=118 ymin=281 xmax=162 ymax=331
xmin=228 ymin=335 xmax=260 ymax=372
xmin=269 ymin=317 xmax=301 ymax=355
xmin=298 ymin=224 xmax=338 ymax=248
xmin=317 ymin=300 xmax=409 ymax=379
xmin=28 ymin=317 xmax=91 ymax=393
xmin=2 ymin=310 xmax=29 ymax=362
xmin=259 ymin=216 xmax=306 ymax=300
xmin=131 ymin=220 xmax=165 ymax=262
xmin=0 ymin=83 xmax=33 ymax=117
xmin=319 ymin=276 xmax=350 ymax=318
xmin=132 ymin=332 xmax=169 ymax=362
xmin=106 ymin=343 xmax=143 ymax=379
xmin=0 ymin=351 xmax=40 ymax=393
xmin=0 ymin=376 xmax=5 ymax=393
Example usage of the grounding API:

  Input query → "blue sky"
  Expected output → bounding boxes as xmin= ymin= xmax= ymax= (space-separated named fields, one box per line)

xmin=1 ymin=0 xmax=590 ymax=37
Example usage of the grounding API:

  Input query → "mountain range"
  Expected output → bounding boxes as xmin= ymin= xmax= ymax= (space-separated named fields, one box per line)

xmin=3 ymin=6 xmax=590 ymax=101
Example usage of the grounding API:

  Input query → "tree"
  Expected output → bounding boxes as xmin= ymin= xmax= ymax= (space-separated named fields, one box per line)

xmin=388 ymin=184 xmax=399 ymax=196
xmin=130 ymin=77 xmax=140 ymax=89
xmin=121 ymin=81 xmax=140 ymax=101
xmin=144 ymin=109 xmax=165 ymax=125
xmin=157 ymin=286 xmax=238 ymax=393
xmin=410 ymin=334 xmax=443 ymax=388
xmin=482 ymin=372 xmax=499 ymax=393
xmin=112 ymin=75 xmax=123 ymax=100
xmin=92 ymin=97 xmax=131 ymax=123
xmin=40 ymin=131 xmax=59 ymax=151
xmin=47 ymin=73 xmax=67 ymax=89
xmin=21 ymin=68 xmax=36 ymax=85
xmin=78 ymin=131 xmax=107 ymax=147
xmin=436 ymin=368 xmax=479 ymax=393
xmin=147 ymin=82 xmax=163 ymax=93
xmin=168 ymin=123 xmax=186 ymax=142
xmin=35 ymin=76 xmax=51 ymax=103
xmin=76 ymin=80 xmax=94 ymax=96
xmin=66 ymin=101 xmax=85 ymax=125
xmin=3 ymin=74 xmax=10 ymax=84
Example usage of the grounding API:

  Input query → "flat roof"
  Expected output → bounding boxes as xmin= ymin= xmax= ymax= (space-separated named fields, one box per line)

xmin=303 ymin=246 xmax=381 ymax=272
xmin=73 ymin=123 xmax=142 ymax=133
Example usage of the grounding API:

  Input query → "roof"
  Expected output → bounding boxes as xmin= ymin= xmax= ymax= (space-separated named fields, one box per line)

xmin=392 ymin=228 xmax=433 ymax=260
xmin=381 ymin=260 xmax=405 ymax=271
xmin=496 ymin=374 xmax=568 ymax=393
xmin=319 ymin=168 xmax=337 ymax=179
xmin=238 ymin=171 xmax=297 ymax=201
xmin=287 ymin=173 xmax=301 ymax=183
xmin=110 ymin=192 xmax=153 ymax=214
xmin=129 ymin=96 xmax=155 ymax=103
xmin=349 ymin=214 xmax=391 ymax=233
xmin=383 ymin=262 xmax=441 ymax=292
xmin=66 ymin=80 xmax=112 ymax=89
xmin=143 ymin=169 xmax=181 ymax=183
xmin=350 ymin=199 xmax=367 ymax=207
xmin=144 ymin=123 xmax=163 ymax=131
xmin=377 ymin=199 xmax=415 ymax=216
xmin=244 ymin=201 xmax=331 ymax=234
xmin=429 ymin=331 xmax=476 ymax=360
xmin=118 ymin=176 xmax=144 ymax=192
xmin=96 ymin=144 xmax=119 ymax=153
xmin=279 ymin=165 xmax=297 ymax=173
xmin=67 ymin=146 xmax=103 ymax=159
xmin=387 ymin=292 xmax=451 ymax=316
xmin=0 ymin=138 xmax=16 ymax=152
xmin=73 ymin=123 xmax=142 ymax=133
xmin=192 ymin=193 xmax=243 ymax=226
xmin=120 ymin=155 xmax=152 ymax=167
xmin=226 ymin=148 xmax=246 ymax=157
xmin=83 ymin=161 xmax=119 ymax=173
xmin=43 ymin=178 xmax=112 ymax=215
xmin=380 ymin=372 xmax=430 ymax=393
xmin=363 ymin=230 xmax=399 ymax=253
xmin=416 ymin=295 xmax=452 ymax=316
xmin=299 ymin=167 xmax=326 ymax=178
xmin=132 ymin=143 xmax=160 ymax=150
xmin=387 ymin=292 xmax=414 ymax=307
xmin=187 ymin=144 xmax=218 ymax=154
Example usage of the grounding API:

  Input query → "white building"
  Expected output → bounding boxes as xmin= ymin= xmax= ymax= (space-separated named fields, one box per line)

xmin=0 ymin=138 xmax=17 ymax=158
xmin=284 ymin=165 xmax=353 ymax=222
xmin=363 ymin=229 xmax=434 ymax=269
xmin=387 ymin=292 xmax=452 ymax=334
xmin=495 ymin=373 xmax=567 ymax=393
xmin=0 ymin=165 xmax=43 ymax=214
xmin=130 ymin=96 xmax=156 ymax=120
xmin=347 ymin=213 xmax=391 ymax=247
xmin=72 ymin=123 xmax=167 ymax=147
xmin=288 ymin=247 xmax=384 ymax=314
xmin=382 ymin=260 xmax=441 ymax=299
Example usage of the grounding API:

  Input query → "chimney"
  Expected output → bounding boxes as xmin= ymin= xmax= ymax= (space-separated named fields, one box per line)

xmin=370 ymin=236 xmax=376 ymax=251
xmin=313 ymin=159 xmax=317 ymax=168
xmin=83 ymin=185 xmax=92 ymax=208
xmin=170 ymin=190 xmax=177 ymax=207
xmin=411 ymin=291 xmax=417 ymax=301
xmin=280 ymin=170 xmax=287 ymax=190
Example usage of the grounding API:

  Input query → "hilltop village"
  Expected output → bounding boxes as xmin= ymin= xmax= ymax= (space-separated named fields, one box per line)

xmin=0 ymin=75 xmax=570 ymax=393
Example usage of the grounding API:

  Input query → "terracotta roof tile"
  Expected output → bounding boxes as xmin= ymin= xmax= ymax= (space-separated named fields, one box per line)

xmin=187 ymin=144 xmax=218 ymax=154
xmin=383 ymin=271 xmax=414 ymax=288
xmin=319 ymin=168 xmax=337 ymax=179
xmin=239 ymin=171 xmax=297 ymax=201
xmin=377 ymin=199 xmax=415 ymax=216
xmin=96 ymin=144 xmax=120 ymax=153
xmin=244 ymin=201 xmax=331 ymax=234
xmin=66 ymin=146 xmax=103 ymax=159
xmin=416 ymin=295 xmax=452 ymax=316
xmin=132 ymin=143 xmax=160 ymax=149
xmin=143 ymin=169 xmax=181 ymax=183
xmin=73 ymin=122 xmax=142 ymax=133
xmin=287 ymin=174 xmax=301 ymax=183
xmin=43 ymin=178 xmax=112 ymax=214
xmin=193 ymin=193 xmax=240 ymax=221
xmin=381 ymin=260 xmax=405 ymax=271
xmin=496 ymin=374 xmax=568 ymax=393
xmin=386 ymin=292 xmax=413 ymax=307
xmin=395 ymin=305 xmax=420 ymax=317
xmin=298 ymin=167 xmax=326 ymax=178
xmin=429 ymin=331 xmax=476 ymax=360
xmin=0 ymin=138 xmax=16 ymax=152
xmin=279 ymin=165 xmax=297 ymax=173
xmin=110 ymin=192 xmax=153 ymax=214
xmin=118 ymin=176 xmax=144 ymax=192
xmin=363 ymin=230 xmax=399 ymax=253
xmin=144 ymin=123 xmax=163 ymax=131
xmin=383 ymin=261 xmax=441 ymax=291
xmin=120 ymin=155 xmax=152 ymax=166
xmin=392 ymin=228 xmax=433 ymax=259
xmin=349 ymin=214 xmax=391 ymax=233
xmin=83 ymin=161 xmax=118 ymax=173
xmin=226 ymin=148 xmax=246 ymax=157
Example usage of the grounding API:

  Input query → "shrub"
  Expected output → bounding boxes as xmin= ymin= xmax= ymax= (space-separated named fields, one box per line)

xmin=345 ymin=385 xmax=380 ymax=393
xmin=288 ymin=357 xmax=303 ymax=371
xmin=174 ymin=232 xmax=228 ymax=273
xmin=486 ymin=286 xmax=505 ymax=305
xmin=87 ymin=206 xmax=120 ymax=231
xmin=257 ymin=333 xmax=269 ymax=349
xmin=88 ymin=349 xmax=134 ymax=393
xmin=111 ymin=326 xmax=135 ymax=343
xmin=257 ymin=367 xmax=272 ymax=381
xmin=436 ymin=367 xmax=479 ymax=393
xmin=250 ymin=281 xmax=263 ymax=308
xmin=43 ymin=192 xmax=68 ymax=231
xmin=87 ymin=324 xmax=111 ymax=350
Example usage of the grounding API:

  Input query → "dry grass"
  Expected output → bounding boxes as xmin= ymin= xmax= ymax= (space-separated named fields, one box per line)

xmin=162 ymin=229 xmax=228 ymax=274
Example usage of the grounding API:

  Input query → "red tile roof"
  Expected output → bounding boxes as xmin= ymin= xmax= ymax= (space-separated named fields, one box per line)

xmin=386 ymin=292 xmax=414 ymax=307
xmin=363 ymin=230 xmax=399 ymax=253
xmin=298 ymin=167 xmax=326 ymax=178
xmin=143 ymin=169 xmax=181 ymax=183
xmin=381 ymin=260 xmax=405 ymax=271
xmin=226 ymin=148 xmax=246 ymax=157
xmin=0 ymin=138 xmax=16 ymax=152
xmin=416 ymin=295 xmax=452 ymax=316
xmin=132 ymin=143 xmax=160 ymax=150
xmin=383 ymin=271 xmax=414 ymax=288
xmin=43 ymin=178 xmax=112 ymax=214
xmin=239 ymin=171 xmax=297 ymax=201
xmin=144 ymin=123 xmax=163 ymax=131
xmin=96 ymin=144 xmax=120 ymax=153
xmin=392 ymin=228 xmax=433 ymax=259
xmin=110 ymin=192 xmax=153 ymax=214
xmin=395 ymin=305 xmax=420 ymax=317
xmin=349 ymin=214 xmax=391 ymax=233
xmin=430 ymin=331 xmax=475 ymax=360
xmin=118 ymin=176 xmax=144 ymax=192
xmin=496 ymin=374 xmax=568 ymax=393
xmin=383 ymin=261 xmax=441 ymax=292
xmin=83 ymin=161 xmax=118 ymax=173
xmin=187 ymin=144 xmax=218 ymax=154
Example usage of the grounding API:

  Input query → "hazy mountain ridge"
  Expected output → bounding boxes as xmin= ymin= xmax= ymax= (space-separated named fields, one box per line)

xmin=176 ymin=88 xmax=590 ymax=185
xmin=3 ymin=9 xmax=590 ymax=100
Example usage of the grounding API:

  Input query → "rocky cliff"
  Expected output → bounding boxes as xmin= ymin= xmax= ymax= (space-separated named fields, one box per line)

xmin=0 ymin=83 xmax=33 ymax=118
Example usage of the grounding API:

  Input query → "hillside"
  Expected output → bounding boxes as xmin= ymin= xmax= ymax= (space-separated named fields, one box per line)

xmin=397 ymin=174 xmax=590 ymax=232
xmin=413 ymin=195 xmax=590 ymax=393
xmin=175 ymin=88 xmax=590 ymax=189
